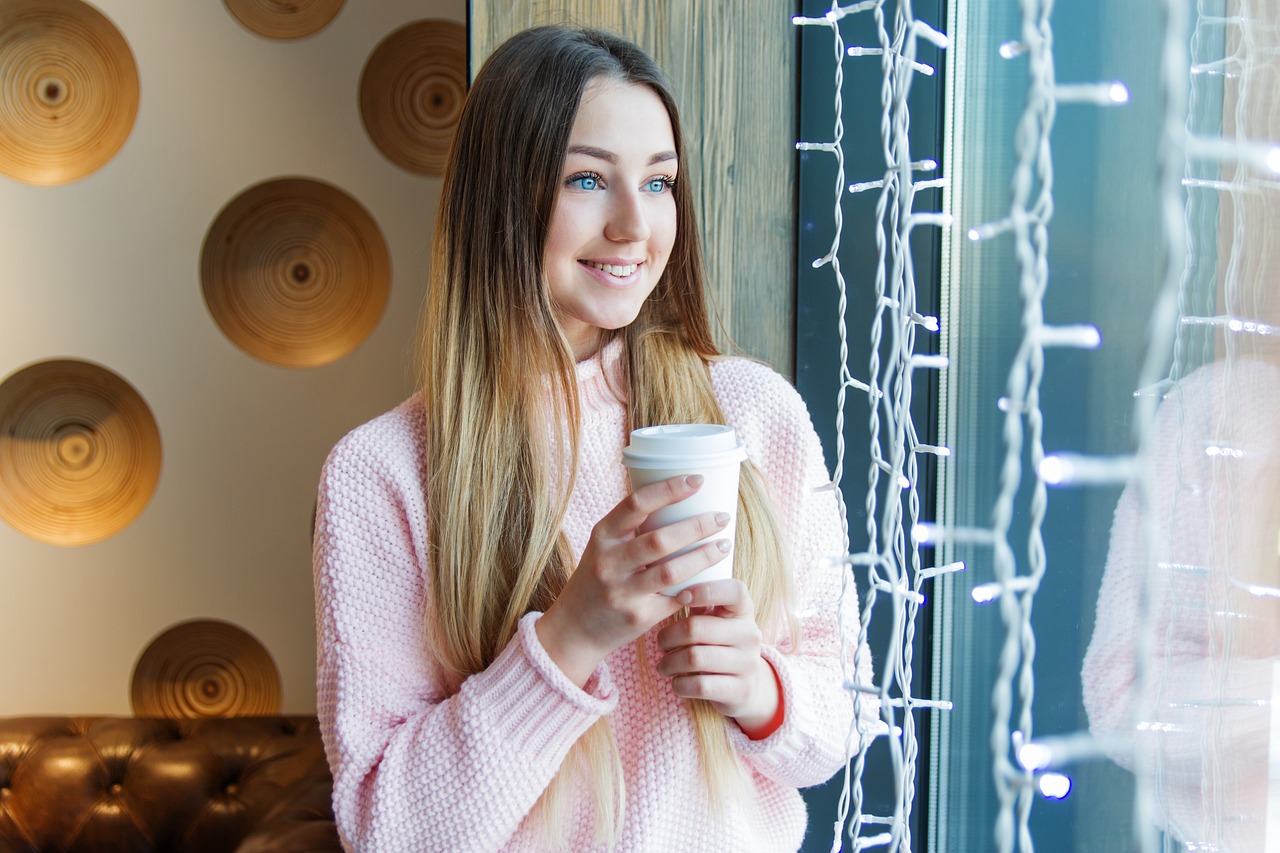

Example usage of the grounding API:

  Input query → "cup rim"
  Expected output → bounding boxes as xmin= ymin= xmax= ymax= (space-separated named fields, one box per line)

xmin=622 ymin=424 xmax=747 ymax=469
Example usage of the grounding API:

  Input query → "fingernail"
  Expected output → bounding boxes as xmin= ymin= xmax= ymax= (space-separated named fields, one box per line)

xmin=686 ymin=474 xmax=704 ymax=488
xmin=714 ymin=512 xmax=730 ymax=527
xmin=716 ymin=538 xmax=731 ymax=553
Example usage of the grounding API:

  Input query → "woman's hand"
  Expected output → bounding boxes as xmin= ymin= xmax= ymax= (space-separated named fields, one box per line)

xmin=536 ymin=474 xmax=732 ymax=686
xmin=655 ymin=579 xmax=781 ymax=737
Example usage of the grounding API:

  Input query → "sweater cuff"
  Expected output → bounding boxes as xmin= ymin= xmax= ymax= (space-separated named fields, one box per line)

xmin=726 ymin=645 xmax=811 ymax=762
xmin=518 ymin=611 xmax=617 ymax=708
xmin=462 ymin=613 xmax=617 ymax=765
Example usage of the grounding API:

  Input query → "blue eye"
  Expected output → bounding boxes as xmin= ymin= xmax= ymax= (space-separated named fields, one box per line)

xmin=646 ymin=177 xmax=675 ymax=193
xmin=567 ymin=172 xmax=601 ymax=191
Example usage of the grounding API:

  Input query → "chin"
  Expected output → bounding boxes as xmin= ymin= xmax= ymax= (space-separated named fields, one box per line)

xmin=591 ymin=309 xmax=646 ymax=333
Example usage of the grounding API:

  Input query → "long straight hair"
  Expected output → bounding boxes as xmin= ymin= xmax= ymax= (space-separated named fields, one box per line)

xmin=418 ymin=25 xmax=794 ymax=844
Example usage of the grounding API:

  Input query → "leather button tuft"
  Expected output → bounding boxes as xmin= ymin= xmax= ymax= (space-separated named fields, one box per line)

xmin=110 ymin=783 xmax=123 ymax=795
xmin=225 ymin=783 xmax=239 ymax=796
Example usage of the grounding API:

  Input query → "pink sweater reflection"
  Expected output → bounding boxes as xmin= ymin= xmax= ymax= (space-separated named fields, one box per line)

xmin=1083 ymin=359 xmax=1280 ymax=851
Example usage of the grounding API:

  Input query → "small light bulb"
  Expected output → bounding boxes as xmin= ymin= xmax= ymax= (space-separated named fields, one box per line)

xmin=1108 ymin=82 xmax=1130 ymax=104
xmin=971 ymin=582 xmax=1001 ymax=604
xmin=999 ymin=41 xmax=1026 ymax=59
xmin=1039 ymin=773 xmax=1072 ymax=800
xmin=1038 ymin=455 xmax=1071 ymax=485
xmin=1017 ymin=742 xmax=1053 ymax=771
xmin=1267 ymin=146 xmax=1280 ymax=175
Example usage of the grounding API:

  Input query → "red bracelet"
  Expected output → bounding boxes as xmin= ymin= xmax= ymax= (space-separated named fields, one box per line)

xmin=744 ymin=663 xmax=785 ymax=741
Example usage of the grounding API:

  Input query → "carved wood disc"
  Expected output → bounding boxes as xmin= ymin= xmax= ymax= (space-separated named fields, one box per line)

xmin=131 ymin=619 xmax=282 ymax=718
xmin=360 ymin=19 xmax=466 ymax=176
xmin=0 ymin=0 xmax=140 ymax=185
xmin=221 ymin=0 xmax=344 ymax=40
xmin=0 ymin=359 xmax=161 ymax=546
xmin=200 ymin=177 xmax=391 ymax=367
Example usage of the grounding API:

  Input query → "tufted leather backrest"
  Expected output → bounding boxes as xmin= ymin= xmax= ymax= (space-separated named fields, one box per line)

xmin=0 ymin=716 xmax=339 ymax=853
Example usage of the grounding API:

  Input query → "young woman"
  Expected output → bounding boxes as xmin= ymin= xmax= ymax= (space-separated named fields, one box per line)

xmin=313 ymin=25 xmax=873 ymax=852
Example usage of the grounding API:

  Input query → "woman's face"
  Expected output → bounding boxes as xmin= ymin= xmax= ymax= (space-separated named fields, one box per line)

xmin=543 ymin=78 xmax=679 ymax=359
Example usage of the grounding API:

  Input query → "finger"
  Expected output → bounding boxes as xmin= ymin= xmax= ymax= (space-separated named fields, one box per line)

xmin=622 ymin=510 xmax=730 ymax=569
xmin=656 ymin=608 xmax=759 ymax=653
xmin=674 ymin=578 xmax=754 ymax=617
xmin=657 ymin=644 xmax=754 ymax=679
xmin=632 ymin=537 xmax=731 ymax=596
xmin=669 ymin=673 xmax=750 ymax=707
xmin=597 ymin=474 xmax=705 ymax=538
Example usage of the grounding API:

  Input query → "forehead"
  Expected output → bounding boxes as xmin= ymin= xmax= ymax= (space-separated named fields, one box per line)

xmin=568 ymin=78 xmax=676 ymax=154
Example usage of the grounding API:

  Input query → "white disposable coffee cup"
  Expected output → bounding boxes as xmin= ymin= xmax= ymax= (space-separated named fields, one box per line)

xmin=621 ymin=424 xmax=747 ymax=596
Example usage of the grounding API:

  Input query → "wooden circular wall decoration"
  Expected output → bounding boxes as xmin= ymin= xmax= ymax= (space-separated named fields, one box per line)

xmin=360 ymin=19 xmax=466 ymax=176
xmin=200 ymin=177 xmax=391 ymax=368
xmin=221 ymin=0 xmax=345 ymax=40
xmin=0 ymin=360 xmax=161 ymax=547
xmin=131 ymin=619 xmax=282 ymax=718
xmin=0 ymin=0 xmax=139 ymax=186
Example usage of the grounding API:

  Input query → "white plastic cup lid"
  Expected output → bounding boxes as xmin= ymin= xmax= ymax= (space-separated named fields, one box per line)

xmin=621 ymin=424 xmax=747 ymax=469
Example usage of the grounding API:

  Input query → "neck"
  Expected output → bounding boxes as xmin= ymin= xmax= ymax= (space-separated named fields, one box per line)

xmin=569 ymin=329 xmax=608 ymax=362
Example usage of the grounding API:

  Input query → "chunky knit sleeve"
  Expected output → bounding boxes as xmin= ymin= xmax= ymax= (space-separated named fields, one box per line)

xmin=312 ymin=400 xmax=618 ymax=852
xmin=710 ymin=360 xmax=877 ymax=788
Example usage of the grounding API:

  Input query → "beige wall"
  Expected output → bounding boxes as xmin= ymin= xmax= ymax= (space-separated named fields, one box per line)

xmin=0 ymin=0 xmax=463 ymax=715
xmin=472 ymin=1 xmax=798 ymax=376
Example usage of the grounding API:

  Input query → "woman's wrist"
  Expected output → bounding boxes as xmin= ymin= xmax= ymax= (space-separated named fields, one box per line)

xmin=734 ymin=657 xmax=784 ymax=740
xmin=534 ymin=605 xmax=605 ymax=688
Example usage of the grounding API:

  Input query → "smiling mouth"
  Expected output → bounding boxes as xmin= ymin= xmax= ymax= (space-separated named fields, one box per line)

xmin=582 ymin=260 xmax=639 ymax=277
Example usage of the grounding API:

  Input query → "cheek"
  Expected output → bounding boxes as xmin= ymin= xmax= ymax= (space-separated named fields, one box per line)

xmin=544 ymin=223 xmax=572 ymax=264
xmin=544 ymin=201 xmax=587 ymax=262
xmin=656 ymin=208 xmax=678 ymax=255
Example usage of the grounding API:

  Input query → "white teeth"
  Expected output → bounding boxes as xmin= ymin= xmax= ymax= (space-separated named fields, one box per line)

xmin=587 ymin=261 xmax=638 ymax=277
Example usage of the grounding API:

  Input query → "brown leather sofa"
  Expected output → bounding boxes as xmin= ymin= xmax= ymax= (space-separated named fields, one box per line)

xmin=0 ymin=716 xmax=342 ymax=852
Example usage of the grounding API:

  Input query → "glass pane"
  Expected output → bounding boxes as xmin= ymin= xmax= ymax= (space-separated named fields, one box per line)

xmin=934 ymin=0 xmax=1277 ymax=851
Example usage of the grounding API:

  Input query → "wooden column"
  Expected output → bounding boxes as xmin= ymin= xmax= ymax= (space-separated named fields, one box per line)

xmin=470 ymin=1 xmax=797 ymax=376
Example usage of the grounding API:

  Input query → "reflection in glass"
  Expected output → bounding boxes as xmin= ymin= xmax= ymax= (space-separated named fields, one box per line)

xmin=933 ymin=0 xmax=1278 ymax=850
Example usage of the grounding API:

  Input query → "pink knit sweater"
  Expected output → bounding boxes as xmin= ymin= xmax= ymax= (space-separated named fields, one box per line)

xmin=313 ymin=341 xmax=873 ymax=852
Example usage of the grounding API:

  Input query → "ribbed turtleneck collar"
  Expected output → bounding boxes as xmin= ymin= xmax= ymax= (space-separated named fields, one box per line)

xmin=573 ymin=336 xmax=626 ymax=417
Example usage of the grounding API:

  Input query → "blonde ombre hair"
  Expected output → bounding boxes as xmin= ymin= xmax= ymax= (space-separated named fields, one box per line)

xmin=417 ymin=26 xmax=795 ymax=845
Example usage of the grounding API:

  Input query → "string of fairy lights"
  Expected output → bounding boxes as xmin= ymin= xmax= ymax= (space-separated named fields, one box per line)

xmin=794 ymin=3 xmax=952 ymax=850
xmin=794 ymin=0 xmax=1280 ymax=851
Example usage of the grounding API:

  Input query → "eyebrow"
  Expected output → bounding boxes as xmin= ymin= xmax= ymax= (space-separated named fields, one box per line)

xmin=566 ymin=144 xmax=678 ymax=166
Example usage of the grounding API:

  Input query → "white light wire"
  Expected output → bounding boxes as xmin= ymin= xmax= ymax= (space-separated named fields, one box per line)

xmin=976 ymin=1 xmax=1057 ymax=849
xmin=1131 ymin=0 xmax=1198 ymax=849
xmin=793 ymin=7 xmax=875 ymax=849
xmin=795 ymin=2 xmax=951 ymax=850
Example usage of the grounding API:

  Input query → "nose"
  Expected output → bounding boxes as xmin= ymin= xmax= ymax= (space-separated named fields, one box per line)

xmin=603 ymin=188 xmax=651 ymax=243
